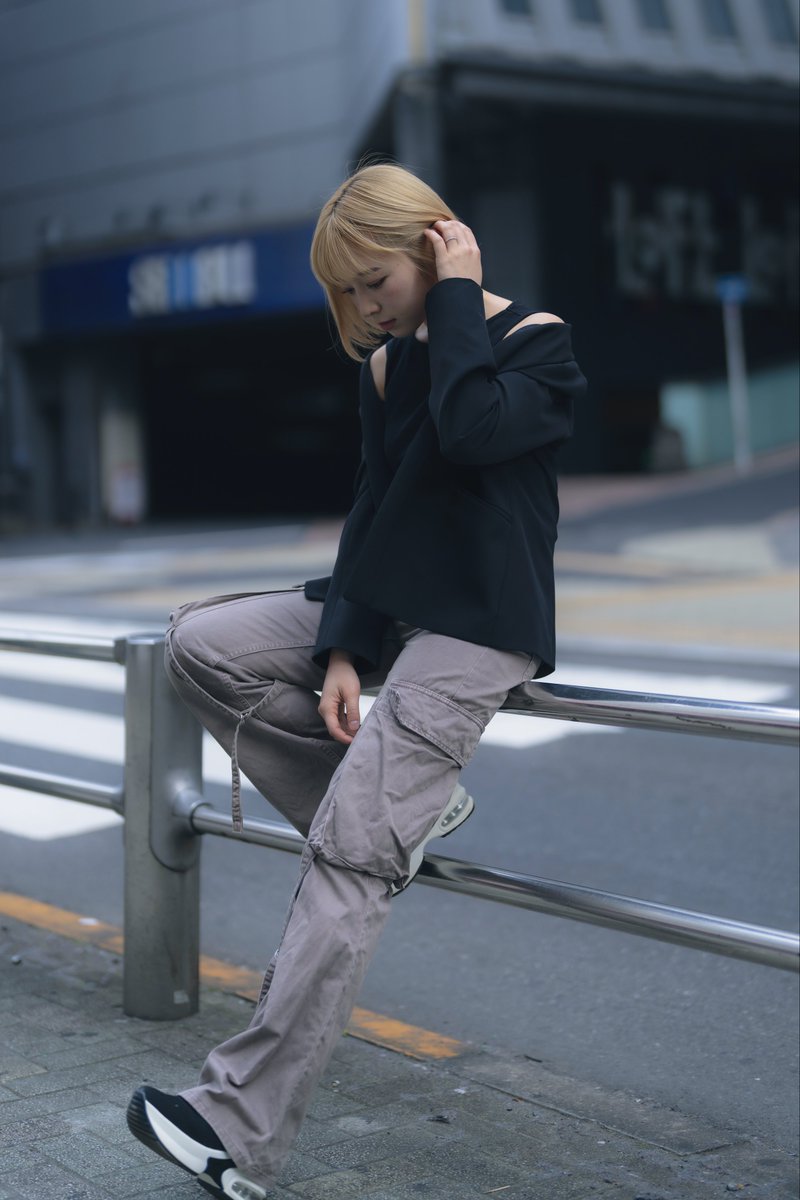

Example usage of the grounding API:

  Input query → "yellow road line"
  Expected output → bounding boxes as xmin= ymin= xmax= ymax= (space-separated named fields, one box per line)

xmin=0 ymin=890 xmax=465 ymax=1061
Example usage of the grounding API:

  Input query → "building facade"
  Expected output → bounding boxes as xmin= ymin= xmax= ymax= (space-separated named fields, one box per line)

xmin=0 ymin=0 xmax=797 ymax=529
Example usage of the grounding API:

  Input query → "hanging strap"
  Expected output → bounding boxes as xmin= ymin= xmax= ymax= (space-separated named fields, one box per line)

xmin=229 ymin=693 xmax=272 ymax=833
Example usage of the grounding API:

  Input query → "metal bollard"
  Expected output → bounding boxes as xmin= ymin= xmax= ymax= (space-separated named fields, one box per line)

xmin=122 ymin=634 xmax=203 ymax=1019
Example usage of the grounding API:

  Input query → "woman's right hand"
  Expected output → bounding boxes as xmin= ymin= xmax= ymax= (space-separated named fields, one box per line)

xmin=319 ymin=650 xmax=362 ymax=745
xmin=423 ymin=219 xmax=483 ymax=286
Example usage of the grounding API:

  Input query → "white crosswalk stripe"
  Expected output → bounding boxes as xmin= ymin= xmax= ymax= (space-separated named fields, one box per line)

xmin=0 ymin=616 xmax=792 ymax=841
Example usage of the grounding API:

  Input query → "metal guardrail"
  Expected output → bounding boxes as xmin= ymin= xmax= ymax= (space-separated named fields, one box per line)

xmin=1 ymin=627 xmax=798 ymax=1022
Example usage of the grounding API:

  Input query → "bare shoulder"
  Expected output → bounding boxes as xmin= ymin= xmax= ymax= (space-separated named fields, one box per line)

xmin=503 ymin=312 xmax=565 ymax=339
xmin=369 ymin=344 xmax=387 ymax=400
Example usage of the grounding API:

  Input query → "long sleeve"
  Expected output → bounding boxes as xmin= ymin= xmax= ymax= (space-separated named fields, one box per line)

xmin=425 ymin=278 xmax=585 ymax=466
xmin=310 ymin=362 xmax=389 ymax=673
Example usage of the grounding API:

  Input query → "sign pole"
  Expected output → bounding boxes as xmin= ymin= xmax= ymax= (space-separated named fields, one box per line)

xmin=717 ymin=275 xmax=752 ymax=476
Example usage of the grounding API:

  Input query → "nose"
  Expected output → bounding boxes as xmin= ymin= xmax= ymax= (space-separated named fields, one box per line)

xmin=357 ymin=291 xmax=380 ymax=318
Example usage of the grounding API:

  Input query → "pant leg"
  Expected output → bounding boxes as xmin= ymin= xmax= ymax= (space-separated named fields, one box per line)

xmin=164 ymin=586 xmax=406 ymax=1002
xmin=183 ymin=630 xmax=535 ymax=1187
xmin=165 ymin=588 xmax=350 ymax=836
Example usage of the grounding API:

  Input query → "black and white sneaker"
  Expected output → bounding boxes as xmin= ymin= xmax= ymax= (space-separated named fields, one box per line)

xmin=391 ymin=783 xmax=475 ymax=896
xmin=127 ymin=1085 xmax=266 ymax=1199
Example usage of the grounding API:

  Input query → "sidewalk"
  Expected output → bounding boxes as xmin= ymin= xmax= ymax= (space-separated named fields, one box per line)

xmin=1 ymin=914 xmax=796 ymax=1199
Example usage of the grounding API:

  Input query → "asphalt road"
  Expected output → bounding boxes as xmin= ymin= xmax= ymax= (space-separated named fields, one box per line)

xmin=0 ymin=452 xmax=798 ymax=1154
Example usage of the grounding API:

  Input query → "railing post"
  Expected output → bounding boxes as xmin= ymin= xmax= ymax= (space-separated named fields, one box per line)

xmin=122 ymin=634 xmax=203 ymax=1019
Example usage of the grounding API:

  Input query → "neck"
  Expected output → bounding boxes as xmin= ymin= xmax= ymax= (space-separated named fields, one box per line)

xmin=482 ymin=289 xmax=513 ymax=319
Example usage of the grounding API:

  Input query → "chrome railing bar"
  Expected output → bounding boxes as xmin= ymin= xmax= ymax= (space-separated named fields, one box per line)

xmin=0 ymin=629 xmax=123 ymax=663
xmin=0 ymin=764 xmax=124 ymax=813
xmin=504 ymin=681 xmax=800 ymax=745
xmin=186 ymin=803 xmax=798 ymax=973
xmin=418 ymin=854 xmax=799 ymax=973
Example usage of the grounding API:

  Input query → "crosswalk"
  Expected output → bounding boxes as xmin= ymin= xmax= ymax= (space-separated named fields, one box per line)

xmin=0 ymin=612 xmax=792 ymax=842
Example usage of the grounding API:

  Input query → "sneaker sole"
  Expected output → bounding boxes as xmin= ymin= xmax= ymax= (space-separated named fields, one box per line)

xmin=127 ymin=1088 xmax=189 ymax=1173
xmin=127 ymin=1089 xmax=242 ymax=1199
xmin=393 ymin=785 xmax=475 ymax=895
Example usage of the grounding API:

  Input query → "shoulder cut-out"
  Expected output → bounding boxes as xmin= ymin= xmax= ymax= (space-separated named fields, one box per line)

xmin=503 ymin=312 xmax=564 ymax=339
xmin=369 ymin=344 xmax=387 ymax=400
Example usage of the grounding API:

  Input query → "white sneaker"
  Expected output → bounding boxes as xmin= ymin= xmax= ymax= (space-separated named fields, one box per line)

xmin=391 ymin=783 xmax=475 ymax=896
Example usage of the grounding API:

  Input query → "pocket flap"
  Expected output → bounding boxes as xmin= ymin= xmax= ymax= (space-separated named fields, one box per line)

xmin=387 ymin=682 xmax=484 ymax=767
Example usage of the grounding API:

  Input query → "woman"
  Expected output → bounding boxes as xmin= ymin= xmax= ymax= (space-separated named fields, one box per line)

xmin=127 ymin=162 xmax=586 ymax=1197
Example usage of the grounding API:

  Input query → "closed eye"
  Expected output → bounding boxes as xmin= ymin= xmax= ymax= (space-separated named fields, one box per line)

xmin=367 ymin=277 xmax=387 ymax=291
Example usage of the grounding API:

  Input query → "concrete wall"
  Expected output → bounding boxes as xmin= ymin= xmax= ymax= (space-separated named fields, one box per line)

xmin=0 ymin=0 xmax=412 ymax=275
xmin=3 ymin=0 xmax=796 ymax=279
xmin=430 ymin=0 xmax=800 ymax=83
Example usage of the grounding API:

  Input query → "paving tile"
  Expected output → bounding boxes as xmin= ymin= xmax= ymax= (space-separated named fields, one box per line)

xmin=412 ymin=1139 xmax=534 ymax=1192
xmin=93 ymin=1158 xmax=193 ymax=1197
xmin=0 ymin=1113 xmax=70 ymax=1149
xmin=4 ymin=1056 xmax=139 ymax=1097
xmin=291 ymin=1114 xmax=362 ymax=1155
xmin=288 ymin=1155 xmax=436 ymax=1198
xmin=0 ymin=1052 xmax=47 ymax=1084
xmin=0 ymin=1085 xmax=115 ymax=1124
xmin=59 ymin=1100 xmax=132 ymax=1145
xmin=279 ymin=1149 xmax=341 ymax=1186
xmin=0 ymin=912 xmax=796 ymax=1200
xmin=28 ymin=1032 xmax=149 ymax=1072
xmin=1 ymin=1154 xmax=111 ymax=1200
xmin=37 ymin=1129 xmax=143 ymax=1176
xmin=361 ymin=1177 xmax=491 ymax=1200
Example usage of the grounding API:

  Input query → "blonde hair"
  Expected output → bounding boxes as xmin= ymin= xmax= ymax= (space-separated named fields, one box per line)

xmin=310 ymin=162 xmax=457 ymax=360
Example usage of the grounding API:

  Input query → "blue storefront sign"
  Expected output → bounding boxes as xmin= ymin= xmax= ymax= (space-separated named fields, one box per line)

xmin=40 ymin=223 xmax=324 ymax=334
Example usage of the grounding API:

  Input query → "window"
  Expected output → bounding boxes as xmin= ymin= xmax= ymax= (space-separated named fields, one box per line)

xmin=698 ymin=0 xmax=738 ymax=38
xmin=500 ymin=0 xmax=533 ymax=13
xmin=636 ymin=0 xmax=672 ymax=31
xmin=761 ymin=0 xmax=798 ymax=43
xmin=569 ymin=0 xmax=604 ymax=24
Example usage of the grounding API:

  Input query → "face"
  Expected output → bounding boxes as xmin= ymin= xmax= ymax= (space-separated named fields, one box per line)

xmin=341 ymin=252 xmax=431 ymax=339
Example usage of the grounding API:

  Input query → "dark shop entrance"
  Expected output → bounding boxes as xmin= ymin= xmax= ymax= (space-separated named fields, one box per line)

xmin=138 ymin=311 xmax=361 ymax=521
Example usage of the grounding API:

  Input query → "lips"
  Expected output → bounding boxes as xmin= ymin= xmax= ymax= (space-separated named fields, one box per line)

xmin=378 ymin=319 xmax=396 ymax=331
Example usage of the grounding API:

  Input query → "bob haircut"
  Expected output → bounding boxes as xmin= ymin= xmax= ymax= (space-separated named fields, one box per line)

xmin=310 ymin=162 xmax=456 ymax=361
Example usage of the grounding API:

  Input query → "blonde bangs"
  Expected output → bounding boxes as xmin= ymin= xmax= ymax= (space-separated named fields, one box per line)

xmin=311 ymin=215 xmax=401 ymax=293
xmin=312 ymin=213 xmax=406 ymax=360
xmin=310 ymin=162 xmax=457 ymax=360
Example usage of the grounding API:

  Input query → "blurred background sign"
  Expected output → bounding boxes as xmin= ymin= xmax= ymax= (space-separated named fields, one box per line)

xmin=41 ymin=227 xmax=320 ymax=334
xmin=715 ymin=273 xmax=751 ymax=306
xmin=0 ymin=0 xmax=797 ymax=531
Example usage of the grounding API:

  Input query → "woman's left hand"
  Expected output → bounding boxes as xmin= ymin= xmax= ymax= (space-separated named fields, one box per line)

xmin=423 ymin=220 xmax=483 ymax=286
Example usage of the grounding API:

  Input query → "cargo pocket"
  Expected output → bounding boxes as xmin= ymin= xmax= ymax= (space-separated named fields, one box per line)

xmin=386 ymin=681 xmax=485 ymax=766
xmin=308 ymin=681 xmax=485 ymax=880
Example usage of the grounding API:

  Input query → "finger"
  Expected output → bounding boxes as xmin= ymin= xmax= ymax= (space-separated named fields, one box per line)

xmin=432 ymin=221 xmax=470 ymax=243
xmin=319 ymin=693 xmax=352 ymax=744
xmin=423 ymin=226 xmax=446 ymax=255
xmin=343 ymin=688 xmax=361 ymax=734
xmin=451 ymin=221 xmax=478 ymax=247
xmin=432 ymin=220 xmax=458 ymax=245
xmin=435 ymin=219 xmax=477 ymax=249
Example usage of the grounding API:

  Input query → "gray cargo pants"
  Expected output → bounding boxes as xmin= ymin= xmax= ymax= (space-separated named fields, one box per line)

xmin=164 ymin=587 xmax=535 ymax=1187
